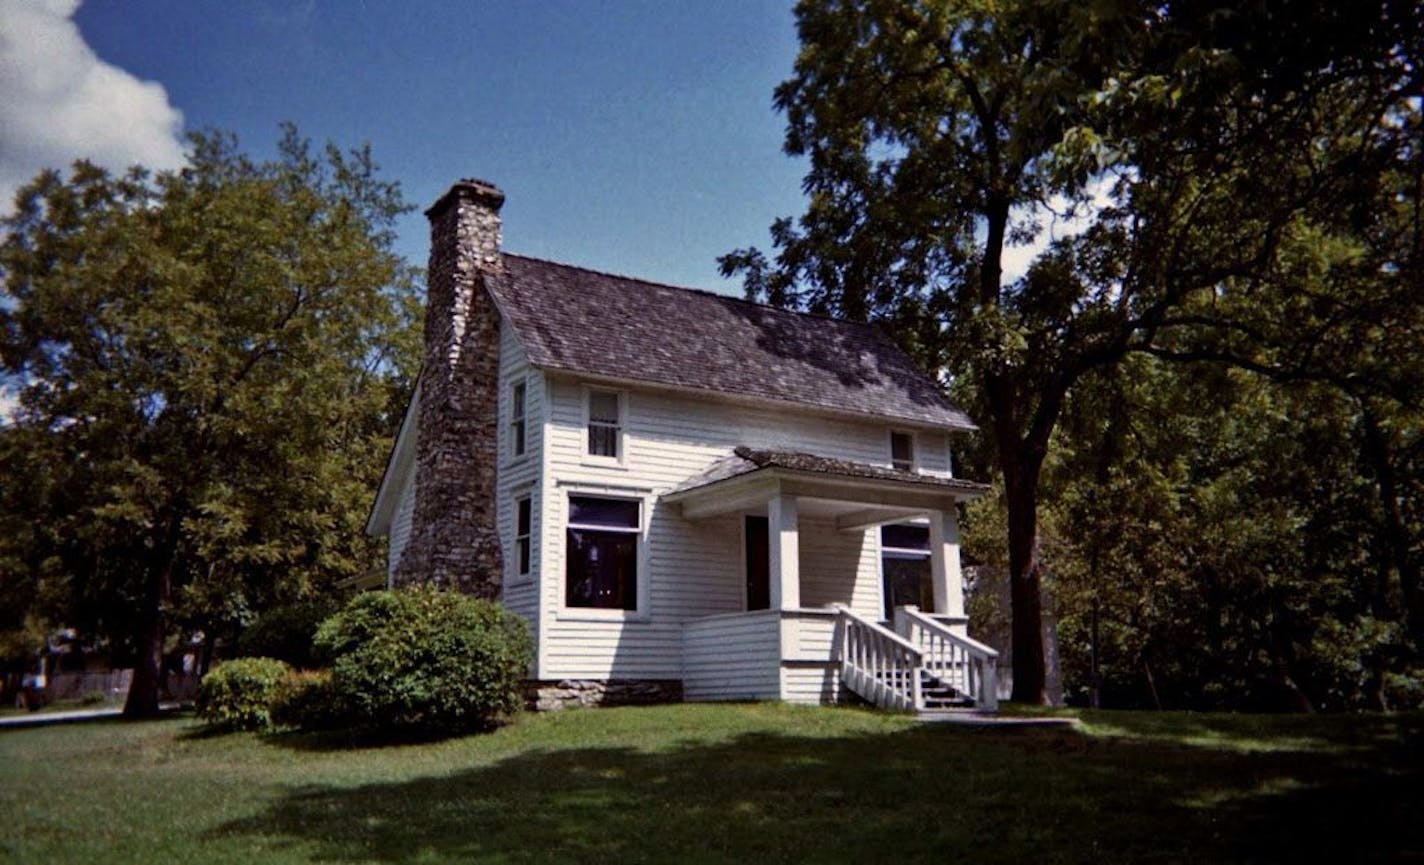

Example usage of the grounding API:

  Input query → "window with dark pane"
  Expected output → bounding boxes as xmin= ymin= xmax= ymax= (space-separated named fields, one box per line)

xmin=587 ymin=390 xmax=621 ymax=458
xmin=511 ymin=381 xmax=527 ymax=457
xmin=516 ymin=496 xmax=532 ymax=575
xmin=744 ymin=515 xmax=769 ymax=611
xmin=880 ymin=524 xmax=929 ymax=552
xmin=565 ymin=496 xmax=639 ymax=610
xmin=890 ymin=431 xmax=914 ymax=471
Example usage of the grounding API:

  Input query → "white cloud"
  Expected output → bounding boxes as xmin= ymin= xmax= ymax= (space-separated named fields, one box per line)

xmin=0 ymin=0 xmax=186 ymax=213
xmin=1001 ymin=177 xmax=1118 ymax=281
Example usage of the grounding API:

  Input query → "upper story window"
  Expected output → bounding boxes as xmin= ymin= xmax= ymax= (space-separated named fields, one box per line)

xmin=515 ymin=496 xmax=532 ymax=576
xmin=890 ymin=430 xmax=915 ymax=471
xmin=511 ymin=381 xmax=527 ymax=458
xmin=587 ymin=389 xmax=622 ymax=460
xmin=565 ymin=495 xmax=640 ymax=610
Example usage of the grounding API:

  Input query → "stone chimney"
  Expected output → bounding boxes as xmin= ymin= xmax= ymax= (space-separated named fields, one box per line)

xmin=393 ymin=179 xmax=505 ymax=596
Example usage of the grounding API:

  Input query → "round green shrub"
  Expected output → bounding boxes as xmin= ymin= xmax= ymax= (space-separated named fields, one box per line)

xmin=270 ymin=669 xmax=349 ymax=731
xmin=314 ymin=588 xmax=532 ymax=735
xmin=237 ymin=599 xmax=340 ymax=668
xmin=197 ymin=657 xmax=292 ymax=731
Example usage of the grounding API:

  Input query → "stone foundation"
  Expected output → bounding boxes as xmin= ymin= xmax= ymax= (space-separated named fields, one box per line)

xmin=525 ymin=679 xmax=684 ymax=712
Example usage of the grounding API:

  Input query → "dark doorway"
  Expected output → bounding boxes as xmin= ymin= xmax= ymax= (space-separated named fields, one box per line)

xmin=881 ymin=554 xmax=933 ymax=620
xmin=880 ymin=524 xmax=932 ymax=620
xmin=745 ymin=515 xmax=769 ymax=610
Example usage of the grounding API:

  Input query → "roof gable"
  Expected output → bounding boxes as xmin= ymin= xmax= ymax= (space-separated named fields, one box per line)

xmin=485 ymin=255 xmax=974 ymax=430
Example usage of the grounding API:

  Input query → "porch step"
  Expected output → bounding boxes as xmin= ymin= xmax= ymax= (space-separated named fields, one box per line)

xmin=871 ymin=670 xmax=976 ymax=710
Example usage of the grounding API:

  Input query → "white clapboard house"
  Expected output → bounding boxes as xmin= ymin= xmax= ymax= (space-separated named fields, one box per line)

xmin=367 ymin=179 xmax=998 ymax=714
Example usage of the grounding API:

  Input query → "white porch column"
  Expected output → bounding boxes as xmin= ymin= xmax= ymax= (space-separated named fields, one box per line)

xmin=767 ymin=494 xmax=800 ymax=610
xmin=929 ymin=508 xmax=965 ymax=622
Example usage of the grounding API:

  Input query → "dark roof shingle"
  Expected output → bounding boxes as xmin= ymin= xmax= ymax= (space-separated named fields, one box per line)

xmin=485 ymin=255 xmax=975 ymax=430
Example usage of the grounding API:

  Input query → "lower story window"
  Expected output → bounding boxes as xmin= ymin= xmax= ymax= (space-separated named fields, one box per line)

xmin=516 ymin=496 xmax=532 ymax=576
xmin=565 ymin=495 xmax=640 ymax=610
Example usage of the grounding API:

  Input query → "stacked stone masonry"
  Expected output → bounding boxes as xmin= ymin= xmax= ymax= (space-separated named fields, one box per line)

xmin=526 ymin=680 xmax=686 ymax=712
xmin=392 ymin=180 xmax=506 ymax=598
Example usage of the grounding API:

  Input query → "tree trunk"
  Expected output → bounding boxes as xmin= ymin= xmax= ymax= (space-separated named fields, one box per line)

xmin=123 ymin=525 xmax=178 ymax=719
xmin=1004 ymin=458 xmax=1048 ymax=704
xmin=122 ymin=598 xmax=165 ymax=718
xmin=1089 ymin=593 xmax=1101 ymax=709
xmin=1361 ymin=407 xmax=1423 ymax=645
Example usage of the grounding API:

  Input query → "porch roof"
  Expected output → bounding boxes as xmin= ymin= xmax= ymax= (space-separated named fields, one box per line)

xmin=664 ymin=446 xmax=989 ymax=523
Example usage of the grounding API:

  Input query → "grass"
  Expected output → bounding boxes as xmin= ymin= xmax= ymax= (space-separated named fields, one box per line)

xmin=0 ymin=704 xmax=1419 ymax=864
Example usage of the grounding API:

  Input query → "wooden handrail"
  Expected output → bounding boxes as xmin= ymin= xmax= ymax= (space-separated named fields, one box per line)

xmin=900 ymin=607 xmax=999 ymax=658
xmin=833 ymin=605 xmax=926 ymax=656
xmin=894 ymin=606 xmax=999 ymax=712
xmin=834 ymin=606 xmax=925 ymax=711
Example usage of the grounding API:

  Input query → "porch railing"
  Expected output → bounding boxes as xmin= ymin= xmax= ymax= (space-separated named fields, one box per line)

xmin=833 ymin=606 xmax=924 ymax=711
xmin=894 ymin=606 xmax=999 ymax=712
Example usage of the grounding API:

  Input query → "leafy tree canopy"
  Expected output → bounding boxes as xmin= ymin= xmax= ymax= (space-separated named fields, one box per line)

xmin=725 ymin=0 xmax=1421 ymax=702
xmin=0 ymin=125 xmax=422 ymax=715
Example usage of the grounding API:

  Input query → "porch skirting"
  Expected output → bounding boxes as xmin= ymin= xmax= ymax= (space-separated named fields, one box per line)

xmin=683 ymin=608 xmax=843 ymax=705
xmin=525 ymin=678 xmax=684 ymax=712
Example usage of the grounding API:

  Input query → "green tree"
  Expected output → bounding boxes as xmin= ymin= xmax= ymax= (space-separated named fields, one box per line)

xmin=0 ymin=126 xmax=420 ymax=717
xmin=724 ymin=0 xmax=1419 ymax=702
xmin=1036 ymin=350 xmax=1419 ymax=711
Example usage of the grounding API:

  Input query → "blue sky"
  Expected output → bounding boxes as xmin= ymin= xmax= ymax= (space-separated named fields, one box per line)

xmin=1 ymin=0 xmax=809 ymax=292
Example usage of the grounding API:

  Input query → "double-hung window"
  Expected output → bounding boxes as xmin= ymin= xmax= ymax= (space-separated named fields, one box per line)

xmin=515 ymin=496 xmax=532 ymax=577
xmin=565 ymin=496 xmax=640 ymax=610
xmin=510 ymin=381 xmax=527 ymax=458
xmin=890 ymin=430 xmax=915 ymax=471
xmin=587 ymin=389 xmax=621 ymax=459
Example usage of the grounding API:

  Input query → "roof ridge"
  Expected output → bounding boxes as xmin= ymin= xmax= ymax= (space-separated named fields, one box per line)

xmin=500 ymin=252 xmax=889 ymax=333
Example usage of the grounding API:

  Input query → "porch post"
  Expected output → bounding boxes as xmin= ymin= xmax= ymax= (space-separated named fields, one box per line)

xmin=929 ymin=508 xmax=965 ymax=623
xmin=767 ymin=494 xmax=800 ymax=610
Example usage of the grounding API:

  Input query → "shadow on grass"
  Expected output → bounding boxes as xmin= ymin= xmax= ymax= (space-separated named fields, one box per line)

xmin=210 ymin=713 xmax=1423 ymax=863
xmin=261 ymin=722 xmax=508 ymax=753
xmin=1082 ymin=709 xmax=1424 ymax=756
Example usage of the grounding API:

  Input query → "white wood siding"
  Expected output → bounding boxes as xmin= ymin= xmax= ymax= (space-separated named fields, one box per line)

xmin=683 ymin=611 xmax=781 ymax=701
xmin=798 ymin=517 xmax=880 ymax=619
xmin=781 ymin=611 xmax=841 ymax=705
xmin=683 ymin=610 xmax=842 ymax=705
xmin=538 ymin=376 xmax=908 ymax=681
xmin=386 ymin=470 xmax=416 ymax=581
xmin=496 ymin=318 xmax=542 ymax=648
xmin=917 ymin=432 xmax=954 ymax=477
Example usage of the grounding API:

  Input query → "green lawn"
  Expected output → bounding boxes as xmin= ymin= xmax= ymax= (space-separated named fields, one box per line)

xmin=0 ymin=704 xmax=1419 ymax=864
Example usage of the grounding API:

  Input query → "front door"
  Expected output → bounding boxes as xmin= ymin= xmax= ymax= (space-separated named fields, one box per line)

xmin=881 ymin=554 xmax=933 ymax=621
xmin=880 ymin=524 xmax=932 ymax=620
xmin=745 ymin=515 xmax=769 ymax=610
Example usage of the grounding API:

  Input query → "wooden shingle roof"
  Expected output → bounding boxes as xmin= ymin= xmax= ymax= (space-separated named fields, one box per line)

xmin=485 ymin=255 xmax=976 ymax=430
xmin=667 ymin=446 xmax=991 ymax=497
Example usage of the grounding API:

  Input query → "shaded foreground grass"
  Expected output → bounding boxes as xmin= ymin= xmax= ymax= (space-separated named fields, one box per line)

xmin=0 ymin=703 xmax=1419 ymax=863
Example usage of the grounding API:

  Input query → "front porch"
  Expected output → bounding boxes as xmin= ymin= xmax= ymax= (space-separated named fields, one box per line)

xmin=664 ymin=447 xmax=998 ymax=713
xmin=680 ymin=604 xmax=999 ymax=713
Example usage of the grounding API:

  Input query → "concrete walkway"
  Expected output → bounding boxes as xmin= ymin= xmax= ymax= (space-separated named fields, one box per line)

xmin=918 ymin=711 xmax=1082 ymax=727
xmin=0 ymin=703 xmax=185 ymax=729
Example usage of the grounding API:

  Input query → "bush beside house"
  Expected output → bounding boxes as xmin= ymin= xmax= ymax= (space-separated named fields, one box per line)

xmin=236 ymin=600 xmax=340 ymax=669
xmin=197 ymin=658 xmax=292 ymax=731
xmin=269 ymin=669 xmax=349 ymax=731
xmin=196 ymin=589 xmax=530 ymax=738
xmin=315 ymin=588 xmax=532 ymax=735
